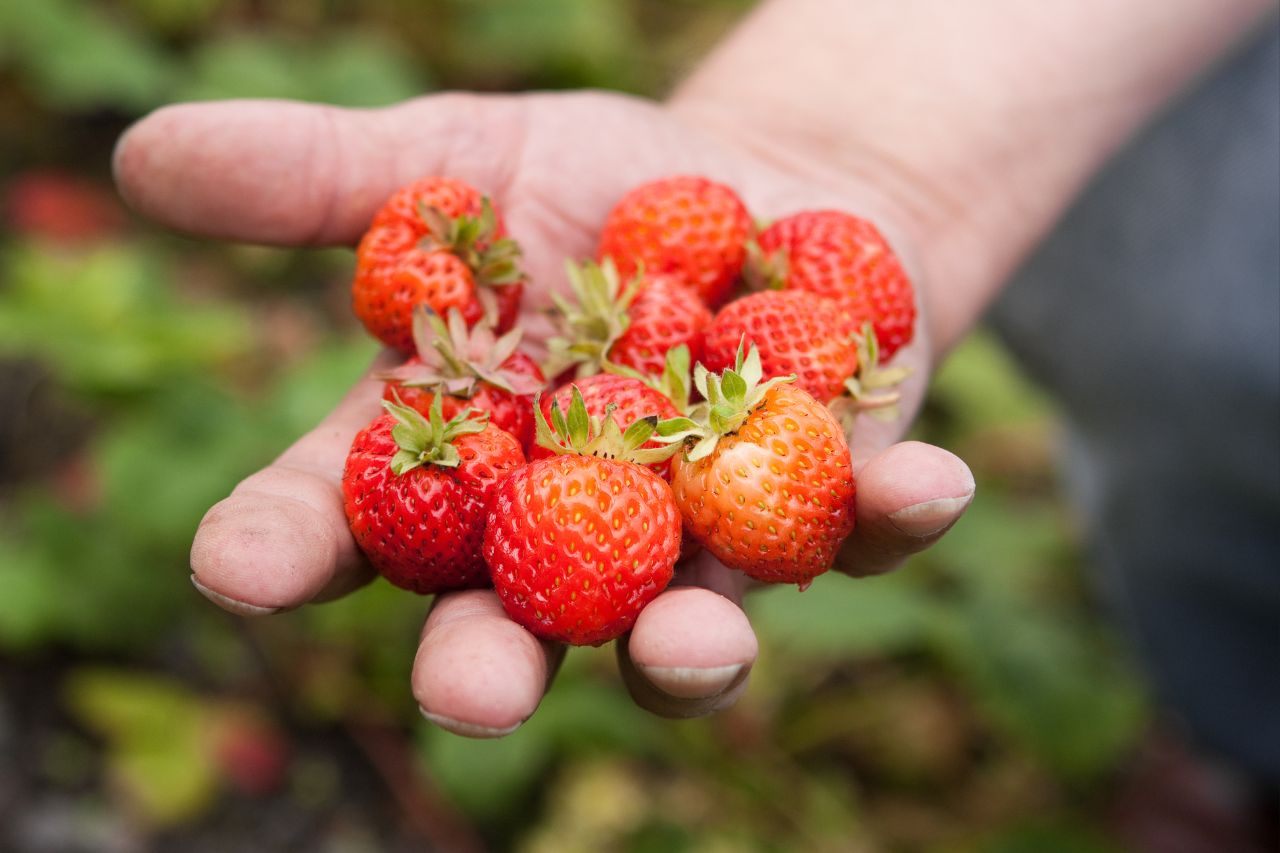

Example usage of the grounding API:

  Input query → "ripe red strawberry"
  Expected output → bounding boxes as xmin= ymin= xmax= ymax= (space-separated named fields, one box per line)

xmin=657 ymin=346 xmax=856 ymax=585
xmin=751 ymin=210 xmax=916 ymax=361
xmin=483 ymin=389 xmax=682 ymax=645
xmin=531 ymin=373 xmax=682 ymax=479
xmin=598 ymin=176 xmax=753 ymax=307
xmin=703 ymin=290 xmax=858 ymax=403
xmin=353 ymin=177 xmax=522 ymax=351
xmin=342 ymin=396 xmax=524 ymax=594
xmin=546 ymin=259 xmax=710 ymax=381
xmin=382 ymin=307 xmax=545 ymax=450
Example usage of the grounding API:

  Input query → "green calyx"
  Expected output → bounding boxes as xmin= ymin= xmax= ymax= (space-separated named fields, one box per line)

xmin=544 ymin=256 xmax=644 ymax=379
xmin=380 ymin=306 xmax=544 ymax=398
xmin=384 ymin=392 xmax=489 ymax=476
xmin=602 ymin=343 xmax=692 ymax=414
xmin=836 ymin=322 xmax=912 ymax=423
xmin=742 ymin=238 xmax=788 ymax=291
xmin=416 ymin=197 xmax=522 ymax=291
xmin=534 ymin=385 xmax=680 ymax=467
xmin=654 ymin=341 xmax=793 ymax=462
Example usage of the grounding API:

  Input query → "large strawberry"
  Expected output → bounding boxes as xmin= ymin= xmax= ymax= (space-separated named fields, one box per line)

xmin=546 ymin=258 xmax=711 ymax=380
xmin=657 ymin=345 xmax=856 ymax=585
xmin=342 ymin=396 xmax=524 ymax=594
xmin=597 ymin=175 xmax=753 ymax=307
xmin=531 ymin=371 xmax=683 ymax=479
xmin=750 ymin=210 xmax=916 ymax=361
xmin=353 ymin=176 xmax=522 ymax=351
xmin=483 ymin=389 xmax=682 ymax=646
xmin=381 ymin=306 xmax=545 ymax=450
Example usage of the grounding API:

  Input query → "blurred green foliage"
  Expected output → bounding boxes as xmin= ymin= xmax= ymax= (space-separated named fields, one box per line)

xmin=0 ymin=0 xmax=1148 ymax=849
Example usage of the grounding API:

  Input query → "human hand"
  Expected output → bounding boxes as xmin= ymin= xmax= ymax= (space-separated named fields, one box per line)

xmin=114 ymin=90 xmax=974 ymax=735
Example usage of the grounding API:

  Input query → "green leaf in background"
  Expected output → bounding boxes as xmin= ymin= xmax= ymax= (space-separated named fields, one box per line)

xmin=120 ymin=0 xmax=225 ymax=36
xmin=930 ymin=331 xmax=1058 ymax=432
xmin=926 ymin=489 xmax=1076 ymax=602
xmin=0 ymin=335 xmax=377 ymax=653
xmin=448 ymin=0 xmax=642 ymax=89
xmin=0 ymin=0 xmax=176 ymax=111
xmin=934 ymin=595 xmax=1147 ymax=782
xmin=64 ymin=669 xmax=219 ymax=827
xmin=419 ymin=652 xmax=669 ymax=820
xmin=749 ymin=571 xmax=943 ymax=660
xmin=979 ymin=819 xmax=1123 ymax=853
xmin=177 ymin=31 xmax=429 ymax=106
xmin=0 ymin=494 xmax=192 ymax=651
xmin=0 ymin=243 xmax=252 ymax=398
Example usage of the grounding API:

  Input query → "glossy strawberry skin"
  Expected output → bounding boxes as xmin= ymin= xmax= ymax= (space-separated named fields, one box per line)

xmin=609 ymin=276 xmax=712 ymax=378
xmin=530 ymin=374 xmax=681 ymax=479
xmin=670 ymin=383 xmax=855 ymax=584
xmin=370 ymin=177 xmax=488 ymax=230
xmin=757 ymin=211 xmax=915 ymax=361
xmin=483 ymin=455 xmax=681 ymax=646
xmin=342 ymin=413 xmax=525 ymax=594
xmin=703 ymin=290 xmax=858 ymax=403
xmin=354 ymin=236 xmax=476 ymax=352
xmin=598 ymin=176 xmax=753 ymax=307
xmin=385 ymin=351 xmax=545 ymax=451
xmin=353 ymin=177 xmax=523 ymax=352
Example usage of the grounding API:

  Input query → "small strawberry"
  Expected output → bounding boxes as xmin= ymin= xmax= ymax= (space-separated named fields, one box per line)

xmin=342 ymin=395 xmax=524 ymax=594
xmin=531 ymin=370 xmax=683 ymax=479
xmin=657 ymin=345 xmax=856 ymax=585
xmin=598 ymin=176 xmax=753 ymax=306
xmin=546 ymin=258 xmax=710 ymax=381
xmin=702 ymin=290 xmax=859 ymax=404
xmin=353 ymin=177 xmax=522 ymax=351
xmin=750 ymin=210 xmax=916 ymax=361
xmin=381 ymin=307 xmax=545 ymax=450
xmin=483 ymin=389 xmax=682 ymax=645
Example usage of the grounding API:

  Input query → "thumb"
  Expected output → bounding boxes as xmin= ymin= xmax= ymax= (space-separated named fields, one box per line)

xmin=112 ymin=93 xmax=527 ymax=246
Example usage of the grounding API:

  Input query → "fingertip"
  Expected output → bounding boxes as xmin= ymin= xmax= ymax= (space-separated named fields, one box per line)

xmin=627 ymin=587 xmax=758 ymax=673
xmin=190 ymin=574 xmax=287 ymax=617
xmin=412 ymin=590 xmax=555 ymax=736
xmin=189 ymin=482 xmax=350 ymax=609
xmin=854 ymin=440 xmax=975 ymax=512
xmin=618 ymin=586 xmax=757 ymax=714
xmin=838 ymin=440 xmax=974 ymax=577
xmin=110 ymin=99 xmax=376 ymax=244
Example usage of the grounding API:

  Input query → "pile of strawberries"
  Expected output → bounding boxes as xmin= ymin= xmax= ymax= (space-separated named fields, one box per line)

xmin=341 ymin=175 xmax=916 ymax=646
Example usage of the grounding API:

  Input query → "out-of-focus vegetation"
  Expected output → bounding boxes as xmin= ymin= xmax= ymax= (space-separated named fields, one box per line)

xmin=1 ymin=1 xmax=1146 ymax=850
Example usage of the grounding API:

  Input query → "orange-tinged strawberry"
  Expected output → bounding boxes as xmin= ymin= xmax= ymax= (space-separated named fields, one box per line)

xmin=598 ymin=176 xmax=753 ymax=306
xmin=484 ymin=389 xmax=682 ymax=645
xmin=657 ymin=346 xmax=855 ymax=584
xmin=342 ymin=396 xmax=524 ymax=594
xmin=751 ymin=210 xmax=915 ymax=361
xmin=353 ymin=177 xmax=523 ymax=352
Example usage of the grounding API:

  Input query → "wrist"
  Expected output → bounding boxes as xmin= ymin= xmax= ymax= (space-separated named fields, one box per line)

xmin=666 ymin=0 xmax=1277 ymax=357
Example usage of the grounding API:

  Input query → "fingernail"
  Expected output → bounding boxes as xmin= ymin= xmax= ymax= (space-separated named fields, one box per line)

xmin=191 ymin=575 xmax=287 ymax=617
xmin=635 ymin=663 xmax=746 ymax=700
xmin=419 ymin=706 xmax=523 ymax=739
xmin=888 ymin=493 xmax=973 ymax=537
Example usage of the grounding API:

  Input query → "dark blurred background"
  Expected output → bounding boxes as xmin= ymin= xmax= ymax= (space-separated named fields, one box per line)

xmin=0 ymin=1 xmax=1148 ymax=850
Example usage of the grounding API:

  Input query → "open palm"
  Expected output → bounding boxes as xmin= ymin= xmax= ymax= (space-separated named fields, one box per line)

xmin=115 ymin=90 xmax=974 ymax=735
